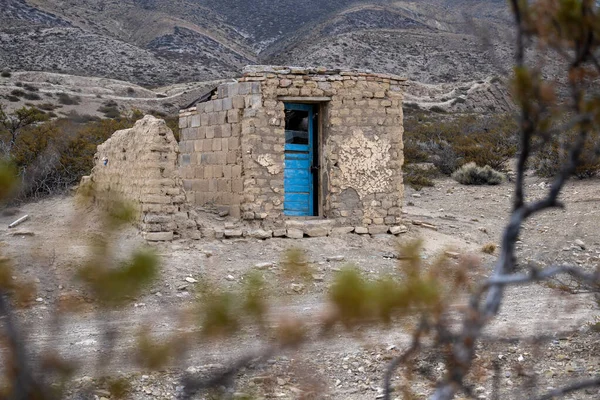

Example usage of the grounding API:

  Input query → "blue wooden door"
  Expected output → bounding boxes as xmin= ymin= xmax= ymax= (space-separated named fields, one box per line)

xmin=284 ymin=103 xmax=315 ymax=216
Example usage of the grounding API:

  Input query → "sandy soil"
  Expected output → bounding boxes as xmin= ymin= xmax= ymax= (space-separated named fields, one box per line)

xmin=0 ymin=174 xmax=599 ymax=399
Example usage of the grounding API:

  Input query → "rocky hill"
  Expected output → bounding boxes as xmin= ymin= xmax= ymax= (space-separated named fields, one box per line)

xmin=1 ymin=0 xmax=515 ymax=87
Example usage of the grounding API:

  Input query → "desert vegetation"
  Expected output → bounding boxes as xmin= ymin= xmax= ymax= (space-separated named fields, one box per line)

xmin=0 ymin=106 xmax=180 ymax=200
xmin=402 ymin=111 xmax=518 ymax=188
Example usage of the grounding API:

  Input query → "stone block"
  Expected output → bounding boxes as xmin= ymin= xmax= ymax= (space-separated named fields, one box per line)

xmin=368 ymin=225 xmax=389 ymax=235
xmin=144 ymin=214 xmax=172 ymax=224
xmin=273 ymin=229 xmax=287 ymax=237
xmin=331 ymin=227 xmax=355 ymax=236
xmin=247 ymin=229 xmax=273 ymax=239
xmin=355 ymin=227 xmax=369 ymax=234
xmin=224 ymin=229 xmax=243 ymax=238
xmin=390 ymin=225 xmax=408 ymax=235
xmin=286 ymin=228 xmax=304 ymax=239
xmin=145 ymin=232 xmax=174 ymax=242
xmin=305 ymin=226 xmax=329 ymax=237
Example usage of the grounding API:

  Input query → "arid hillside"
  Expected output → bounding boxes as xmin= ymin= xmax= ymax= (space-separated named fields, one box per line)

xmin=0 ymin=0 xmax=514 ymax=86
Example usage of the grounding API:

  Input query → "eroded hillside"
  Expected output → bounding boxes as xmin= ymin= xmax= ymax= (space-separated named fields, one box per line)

xmin=0 ymin=0 xmax=515 ymax=86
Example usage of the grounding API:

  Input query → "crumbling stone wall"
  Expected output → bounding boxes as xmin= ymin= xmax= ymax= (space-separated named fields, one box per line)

xmin=179 ymin=66 xmax=405 ymax=233
xmin=89 ymin=115 xmax=193 ymax=241
xmin=178 ymin=83 xmax=261 ymax=218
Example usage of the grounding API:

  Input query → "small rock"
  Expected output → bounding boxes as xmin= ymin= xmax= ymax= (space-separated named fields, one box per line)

xmin=254 ymin=262 xmax=273 ymax=270
xmin=226 ymin=275 xmax=235 ymax=281
xmin=185 ymin=277 xmax=198 ymax=283
xmin=224 ymin=229 xmax=243 ymax=238
xmin=312 ymin=274 xmax=325 ymax=281
xmin=276 ymin=378 xmax=286 ymax=386
xmin=326 ymin=255 xmax=345 ymax=262
xmin=445 ymin=251 xmax=460 ymax=259
xmin=36 ymin=298 xmax=43 ymax=302
xmin=574 ymin=239 xmax=586 ymax=250
xmin=290 ymin=283 xmax=305 ymax=293
xmin=412 ymin=193 xmax=421 ymax=198
xmin=389 ymin=225 xmax=408 ymax=235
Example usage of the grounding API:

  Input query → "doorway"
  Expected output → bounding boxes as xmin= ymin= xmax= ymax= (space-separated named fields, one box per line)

xmin=283 ymin=103 xmax=319 ymax=217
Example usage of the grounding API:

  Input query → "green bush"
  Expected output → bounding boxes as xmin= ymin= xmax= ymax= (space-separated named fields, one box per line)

xmin=451 ymin=162 xmax=504 ymax=185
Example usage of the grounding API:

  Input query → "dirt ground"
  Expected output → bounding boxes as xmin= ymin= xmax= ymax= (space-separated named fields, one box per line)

xmin=0 ymin=173 xmax=599 ymax=399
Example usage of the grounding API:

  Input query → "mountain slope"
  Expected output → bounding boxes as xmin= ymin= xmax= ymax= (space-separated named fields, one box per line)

xmin=0 ymin=0 xmax=515 ymax=86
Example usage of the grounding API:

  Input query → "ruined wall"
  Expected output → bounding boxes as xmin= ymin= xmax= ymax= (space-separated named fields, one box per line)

xmin=179 ymin=66 xmax=405 ymax=232
xmin=238 ymin=66 xmax=405 ymax=229
xmin=178 ymin=82 xmax=260 ymax=218
xmin=89 ymin=115 xmax=192 ymax=241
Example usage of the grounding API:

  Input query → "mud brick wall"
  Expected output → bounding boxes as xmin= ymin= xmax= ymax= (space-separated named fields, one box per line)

xmin=238 ymin=66 xmax=405 ymax=227
xmin=89 ymin=115 xmax=188 ymax=241
xmin=178 ymin=82 xmax=261 ymax=218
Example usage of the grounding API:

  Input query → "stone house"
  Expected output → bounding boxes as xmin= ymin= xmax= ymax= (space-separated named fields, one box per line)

xmin=178 ymin=66 xmax=406 ymax=235
xmin=86 ymin=66 xmax=406 ymax=240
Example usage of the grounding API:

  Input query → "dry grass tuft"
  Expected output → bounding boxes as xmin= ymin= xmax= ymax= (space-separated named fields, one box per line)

xmin=481 ymin=243 xmax=497 ymax=254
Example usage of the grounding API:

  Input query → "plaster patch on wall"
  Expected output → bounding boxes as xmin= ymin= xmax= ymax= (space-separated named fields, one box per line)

xmin=255 ymin=154 xmax=282 ymax=175
xmin=337 ymin=129 xmax=393 ymax=197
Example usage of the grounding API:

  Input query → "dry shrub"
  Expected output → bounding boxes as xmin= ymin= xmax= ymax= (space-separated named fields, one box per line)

xmin=533 ymin=130 xmax=600 ymax=179
xmin=403 ymin=111 xmax=518 ymax=174
xmin=6 ymin=109 xmax=179 ymax=200
xmin=452 ymin=162 xmax=504 ymax=185
xmin=404 ymin=164 xmax=436 ymax=190
xmin=482 ymin=243 xmax=497 ymax=254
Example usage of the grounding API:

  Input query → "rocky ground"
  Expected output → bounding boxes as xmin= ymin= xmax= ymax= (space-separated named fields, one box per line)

xmin=0 ymin=172 xmax=598 ymax=399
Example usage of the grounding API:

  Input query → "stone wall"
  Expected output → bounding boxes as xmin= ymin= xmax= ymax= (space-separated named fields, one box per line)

xmin=179 ymin=66 xmax=405 ymax=233
xmin=239 ymin=66 xmax=405 ymax=229
xmin=88 ymin=115 xmax=192 ymax=241
xmin=178 ymin=82 xmax=261 ymax=218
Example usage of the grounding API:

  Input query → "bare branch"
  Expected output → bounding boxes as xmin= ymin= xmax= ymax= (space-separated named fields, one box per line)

xmin=536 ymin=377 xmax=600 ymax=400
xmin=0 ymin=291 xmax=36 ymax=398
xmin=383 ymin=318 xmax=428 ymax=400
xmin=179 ymin=346 xmax=277 ymax=400
xmin=485 ymin=265 xmax=599 ymax=287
